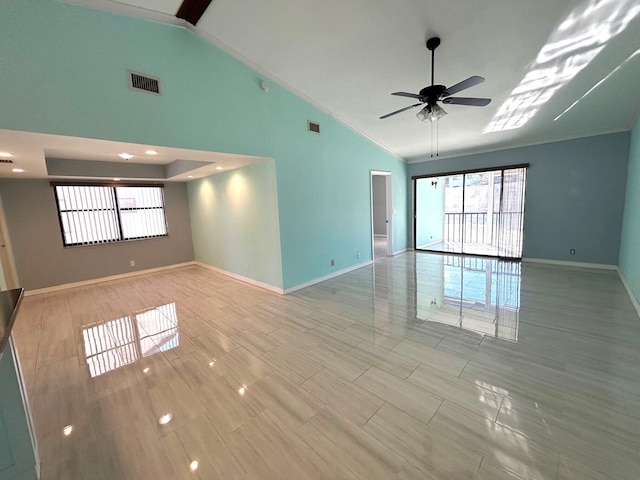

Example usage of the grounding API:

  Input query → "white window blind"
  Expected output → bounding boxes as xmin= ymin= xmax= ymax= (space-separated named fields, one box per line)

xmin=54 ymin=184 xmax=168 ymax=246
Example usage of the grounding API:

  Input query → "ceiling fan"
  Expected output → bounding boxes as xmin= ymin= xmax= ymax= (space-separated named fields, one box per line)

xmin=380 ymin=37 xmax=491 ymax=122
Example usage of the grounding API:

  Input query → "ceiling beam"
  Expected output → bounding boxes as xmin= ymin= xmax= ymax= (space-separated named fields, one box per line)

xmin=176 ymin=0 xmax=214 ymax=26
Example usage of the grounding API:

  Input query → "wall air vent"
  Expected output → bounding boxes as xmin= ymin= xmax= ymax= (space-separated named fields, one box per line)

xmin=0 ymin=159 xmax=14 ymax=164
xmin=307 ymin=121 xmax=321 ymax=134
xmin=128 ymin=71 xmax=161 ymax=95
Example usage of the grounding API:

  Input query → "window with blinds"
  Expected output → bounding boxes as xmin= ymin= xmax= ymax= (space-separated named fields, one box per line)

xmin=53 ymin=184 xmax=168 ymax=246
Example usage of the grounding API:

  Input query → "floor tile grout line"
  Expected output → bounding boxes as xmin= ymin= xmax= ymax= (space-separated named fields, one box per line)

xmin=361 ymin=401 xmax=386 ymax=429
xmin=404 ymin=361 xmax=421 ymax=380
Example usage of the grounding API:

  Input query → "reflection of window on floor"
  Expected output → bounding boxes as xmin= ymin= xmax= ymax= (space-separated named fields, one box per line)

xmin=82 ymin=303 xmax=179 ymax=377
xmin=444 ymin=256 xmax=520 ymax=342
xmin=416 ymin=255 xmax=520 ymax=342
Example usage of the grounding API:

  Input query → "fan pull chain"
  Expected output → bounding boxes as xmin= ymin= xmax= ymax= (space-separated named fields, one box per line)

xmin=430 ymin=121 xmax=440 ymax=157
xmin=430 ymin=122 xmax=434 ymax=158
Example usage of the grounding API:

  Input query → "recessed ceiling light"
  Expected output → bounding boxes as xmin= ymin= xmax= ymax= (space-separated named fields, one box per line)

xmin=189 ymin=460 xmax=199 ymax=472
xmin=238 ymin=385 xmax=247 ymax=395
xmin=158 ymin=413 xmax=173 ymax=425
xmin=145 ymin=150 xmax=158 ymax=155
xmin=216 ymin=166 xmax=224 ymax=170
xmin=113 ymin=178 xmax=121 ymax=181
xmin=142 ymin=367 xmax=150 ymax=373
xmin=208 ymin=359 xmax=215 ymax=367
xmin=63 ymin=425 xmax=73 ymax=436
xmin=12 ymin=168 xmax=25 ymax=173
xmin=187 ymin=175 xmax=194 ymax=178
xmin=118 ymin=153 xmax=133 ymax=160
xmin=0 ymin=152 xmax=13 ymax=158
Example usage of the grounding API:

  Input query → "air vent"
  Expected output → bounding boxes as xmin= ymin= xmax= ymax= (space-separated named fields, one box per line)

xmin=0 ymin=159 xmax=14 ymax=164
xmin=128 ymin=71 xmax=161 ymax=95
xmin=307 ymin=121 xmax=321 ymax=134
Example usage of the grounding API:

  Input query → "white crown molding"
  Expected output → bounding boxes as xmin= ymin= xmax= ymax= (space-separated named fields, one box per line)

xmin=406 ymin=127 xmax=632 ymax=164
xmin=59 ymin=0 xmax=404 ymax=163
xmin=59 ymin=0 xmax=187 ymax=26
xmin=189 ymin=25 xmax=404 ymax=162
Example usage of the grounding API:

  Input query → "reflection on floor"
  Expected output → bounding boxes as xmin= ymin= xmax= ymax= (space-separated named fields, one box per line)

xmin=12 ymin=252 xmax=640 ymax=479
xmin=374 ymin=235 xmax=387 ymax=259
xmin=82 ymin=303 xmax=179 ymax=377
xmin=416 ymin=255 xmax=520 ymax=341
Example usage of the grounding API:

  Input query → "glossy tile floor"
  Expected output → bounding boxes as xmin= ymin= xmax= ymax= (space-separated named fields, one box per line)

xmin=12 ymin=252 xmax=640 ymax=479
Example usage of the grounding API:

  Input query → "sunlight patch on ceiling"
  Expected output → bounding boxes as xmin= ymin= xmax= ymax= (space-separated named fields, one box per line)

xmin=484 ymin=0 xmax=640 ymax=134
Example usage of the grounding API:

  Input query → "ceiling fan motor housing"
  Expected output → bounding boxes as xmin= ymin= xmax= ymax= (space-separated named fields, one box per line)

xmin=419 ymin=85 xmax=447 ymax=104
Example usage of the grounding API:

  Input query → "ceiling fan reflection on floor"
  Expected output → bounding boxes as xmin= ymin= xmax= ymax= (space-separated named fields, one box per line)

xmin=380 ymin=37 xmax=491 ymax=122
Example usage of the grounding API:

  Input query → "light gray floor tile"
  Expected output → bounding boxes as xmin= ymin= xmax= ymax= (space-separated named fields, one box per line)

xmin=13 ymin=252 xmax=640 ymax=479
xmin=354 ymin=366 xmax=443 ymax=424
xmin=301 ymin=368 xmax=384 ymax=426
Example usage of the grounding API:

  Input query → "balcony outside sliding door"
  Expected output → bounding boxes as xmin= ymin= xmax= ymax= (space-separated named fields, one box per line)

xmin=414 ymin=165 xmax=527 ymax=259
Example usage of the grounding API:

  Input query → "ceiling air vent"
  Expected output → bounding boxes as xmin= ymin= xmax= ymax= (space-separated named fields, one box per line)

xmin=128 ymin=70 xmax=161 ymax=95
xmin=0 ymin=159 xmax=14 ymax=164
xmin=307 ymin=121 xmax=321 ymax=134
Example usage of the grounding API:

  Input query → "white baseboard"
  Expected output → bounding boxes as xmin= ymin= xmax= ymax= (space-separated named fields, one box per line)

xmin=284 ymin=260 xmax=374 ymax=294
xmin=416 ymin=241 xmax=441 ymax=249
xmin=25 ymin=262 xmax=197 ymax=296
xmin=194 ymin=262 xmax=284 ymax=294
xmin=617 ymin=268 xmax=640 ymax=318
xmin=521 ymin=258 xmax=617 ymax=270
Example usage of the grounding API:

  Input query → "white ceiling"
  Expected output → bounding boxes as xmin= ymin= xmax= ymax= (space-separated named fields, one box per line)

xmin=6 ymin=0 xmax=640 ymax=180
xmin=199 ymin=0 xmax=640 ymax=161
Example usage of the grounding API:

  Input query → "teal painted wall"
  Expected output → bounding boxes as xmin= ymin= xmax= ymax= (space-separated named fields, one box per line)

xmin=0 ymin=0 xmax=408 ymax=290
xmin=619 ymin=116 xmax=640 ymax=306
xmin=187 ymin=160 xmax=283 ymax=288
xmin=415 ymin=177 xmax=445 ymax=248
xmin=408 ymin=132 xmax=630 ymax=265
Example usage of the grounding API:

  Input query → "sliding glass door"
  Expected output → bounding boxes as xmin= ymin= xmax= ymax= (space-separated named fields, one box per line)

xmin=414 ymin=165 xmax=527 ymax=259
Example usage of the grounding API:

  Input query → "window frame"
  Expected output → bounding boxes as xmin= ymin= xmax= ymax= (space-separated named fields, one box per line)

xmin=51 ymin=182 xmax=169 ymax=247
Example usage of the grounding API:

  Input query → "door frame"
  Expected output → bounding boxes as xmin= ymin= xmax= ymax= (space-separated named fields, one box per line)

xmin=412 ymin=163 xmax=529 ymax=259
xmin=370 ymin=171 xmax=393 ymax=257
xmin=0 ymin=193 xmax=19 ymax=289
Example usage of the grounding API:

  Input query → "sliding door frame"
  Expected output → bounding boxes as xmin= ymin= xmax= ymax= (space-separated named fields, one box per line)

xmin=412 ymin=163 xmax=529 ymax=260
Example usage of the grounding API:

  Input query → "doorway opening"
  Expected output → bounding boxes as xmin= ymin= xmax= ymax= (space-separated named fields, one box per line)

xmin=414 ymin=165 xmax=527 ymax=259
xmin=0 ymin=193 xmax=19 ymax=290
xmin=370 ymin=171 xmax=393 ymax=259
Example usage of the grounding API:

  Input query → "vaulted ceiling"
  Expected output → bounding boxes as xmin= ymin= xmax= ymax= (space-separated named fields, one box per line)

xmin=3 ymin=1 xmax=639 ymax=179
xmin=72 ymin=0 xmax=640 ymax=162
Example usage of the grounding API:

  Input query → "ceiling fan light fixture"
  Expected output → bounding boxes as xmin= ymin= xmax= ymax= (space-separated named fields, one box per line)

xmin=416 ymin=106 xmax=431 ymax=122
xmin=432 ymin=104 xmax=448 ymax=120
xmin=417 ymin=104 xmax=448 ymax=123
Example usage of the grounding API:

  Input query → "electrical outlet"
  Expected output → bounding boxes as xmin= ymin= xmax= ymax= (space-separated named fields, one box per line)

xmin=570 ymin=249 xmax=575 ymax=255
xmin=130 ymin=260 xmax=135 ymax=267
xmin=330 ymin=259 xmax=335 ymax=267
xmin=357 ymin=252 xmax=360 ymax=258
